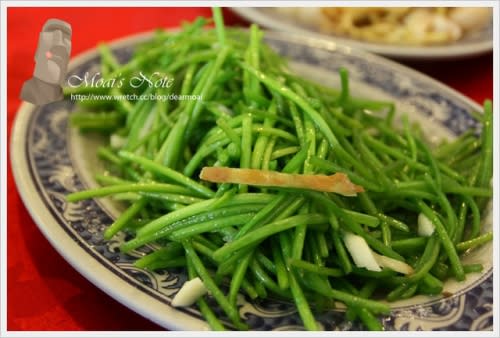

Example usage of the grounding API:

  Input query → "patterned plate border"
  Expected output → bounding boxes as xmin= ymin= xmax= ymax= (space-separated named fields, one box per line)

xmin=11 ymin=31 xmax=493 ymax=331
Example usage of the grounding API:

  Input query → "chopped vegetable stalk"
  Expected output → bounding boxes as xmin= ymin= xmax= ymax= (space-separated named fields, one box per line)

xmin=200 ymin=167 xmax=364 ymax=196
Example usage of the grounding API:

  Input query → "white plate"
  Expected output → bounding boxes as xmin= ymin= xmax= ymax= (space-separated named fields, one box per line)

xmin=11 ymin=30 xmax=493 ymax=330
xmin=232 ymin=7 xmax=493 ymax=59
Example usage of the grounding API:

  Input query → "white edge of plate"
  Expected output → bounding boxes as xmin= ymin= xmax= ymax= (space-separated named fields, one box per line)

xmin=10 ymin=28 xmax=490 ymax=331
xmin=232 ymin=7 xmax=493 ymax=60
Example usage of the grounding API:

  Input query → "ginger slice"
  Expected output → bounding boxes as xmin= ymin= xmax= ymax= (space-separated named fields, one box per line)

xmin=200 ymin=167 xmax=364 ymax=196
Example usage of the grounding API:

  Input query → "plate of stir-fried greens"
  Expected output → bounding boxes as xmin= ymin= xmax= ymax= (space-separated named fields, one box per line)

xmin=11 ymin=8 xmax=493 ymax=331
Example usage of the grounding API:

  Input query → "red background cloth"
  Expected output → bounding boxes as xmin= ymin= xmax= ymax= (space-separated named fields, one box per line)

xmin=6 ymin=7 xmax=493 ymax=331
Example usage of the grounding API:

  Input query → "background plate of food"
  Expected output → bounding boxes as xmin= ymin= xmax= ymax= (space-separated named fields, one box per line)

xmin=232 ymin=7 xmax=493 ymax=59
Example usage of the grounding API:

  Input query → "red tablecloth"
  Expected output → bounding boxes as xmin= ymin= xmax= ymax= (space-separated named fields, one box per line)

xmin=7 ymin=7 xmax=493 ymax=331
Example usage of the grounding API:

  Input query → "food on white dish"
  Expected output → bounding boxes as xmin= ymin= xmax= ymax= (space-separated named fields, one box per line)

xmin=273 ymin=7 xmax=492 ymax=45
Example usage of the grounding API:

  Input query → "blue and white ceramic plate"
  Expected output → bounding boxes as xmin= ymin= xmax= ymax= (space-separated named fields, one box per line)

xmin=232 ymin=8 xmax=493 ymax=59
xmin=11 ymin=31 xmax=493 ymax=331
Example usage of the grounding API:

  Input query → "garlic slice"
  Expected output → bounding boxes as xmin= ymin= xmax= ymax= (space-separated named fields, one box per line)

xmin=171 ymin=277 xmax=208 ymax=307
xmin=343 ymin=232 xmax=381 ymax=272
xmin=418 ymin=213 xmax=435 ymax=237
